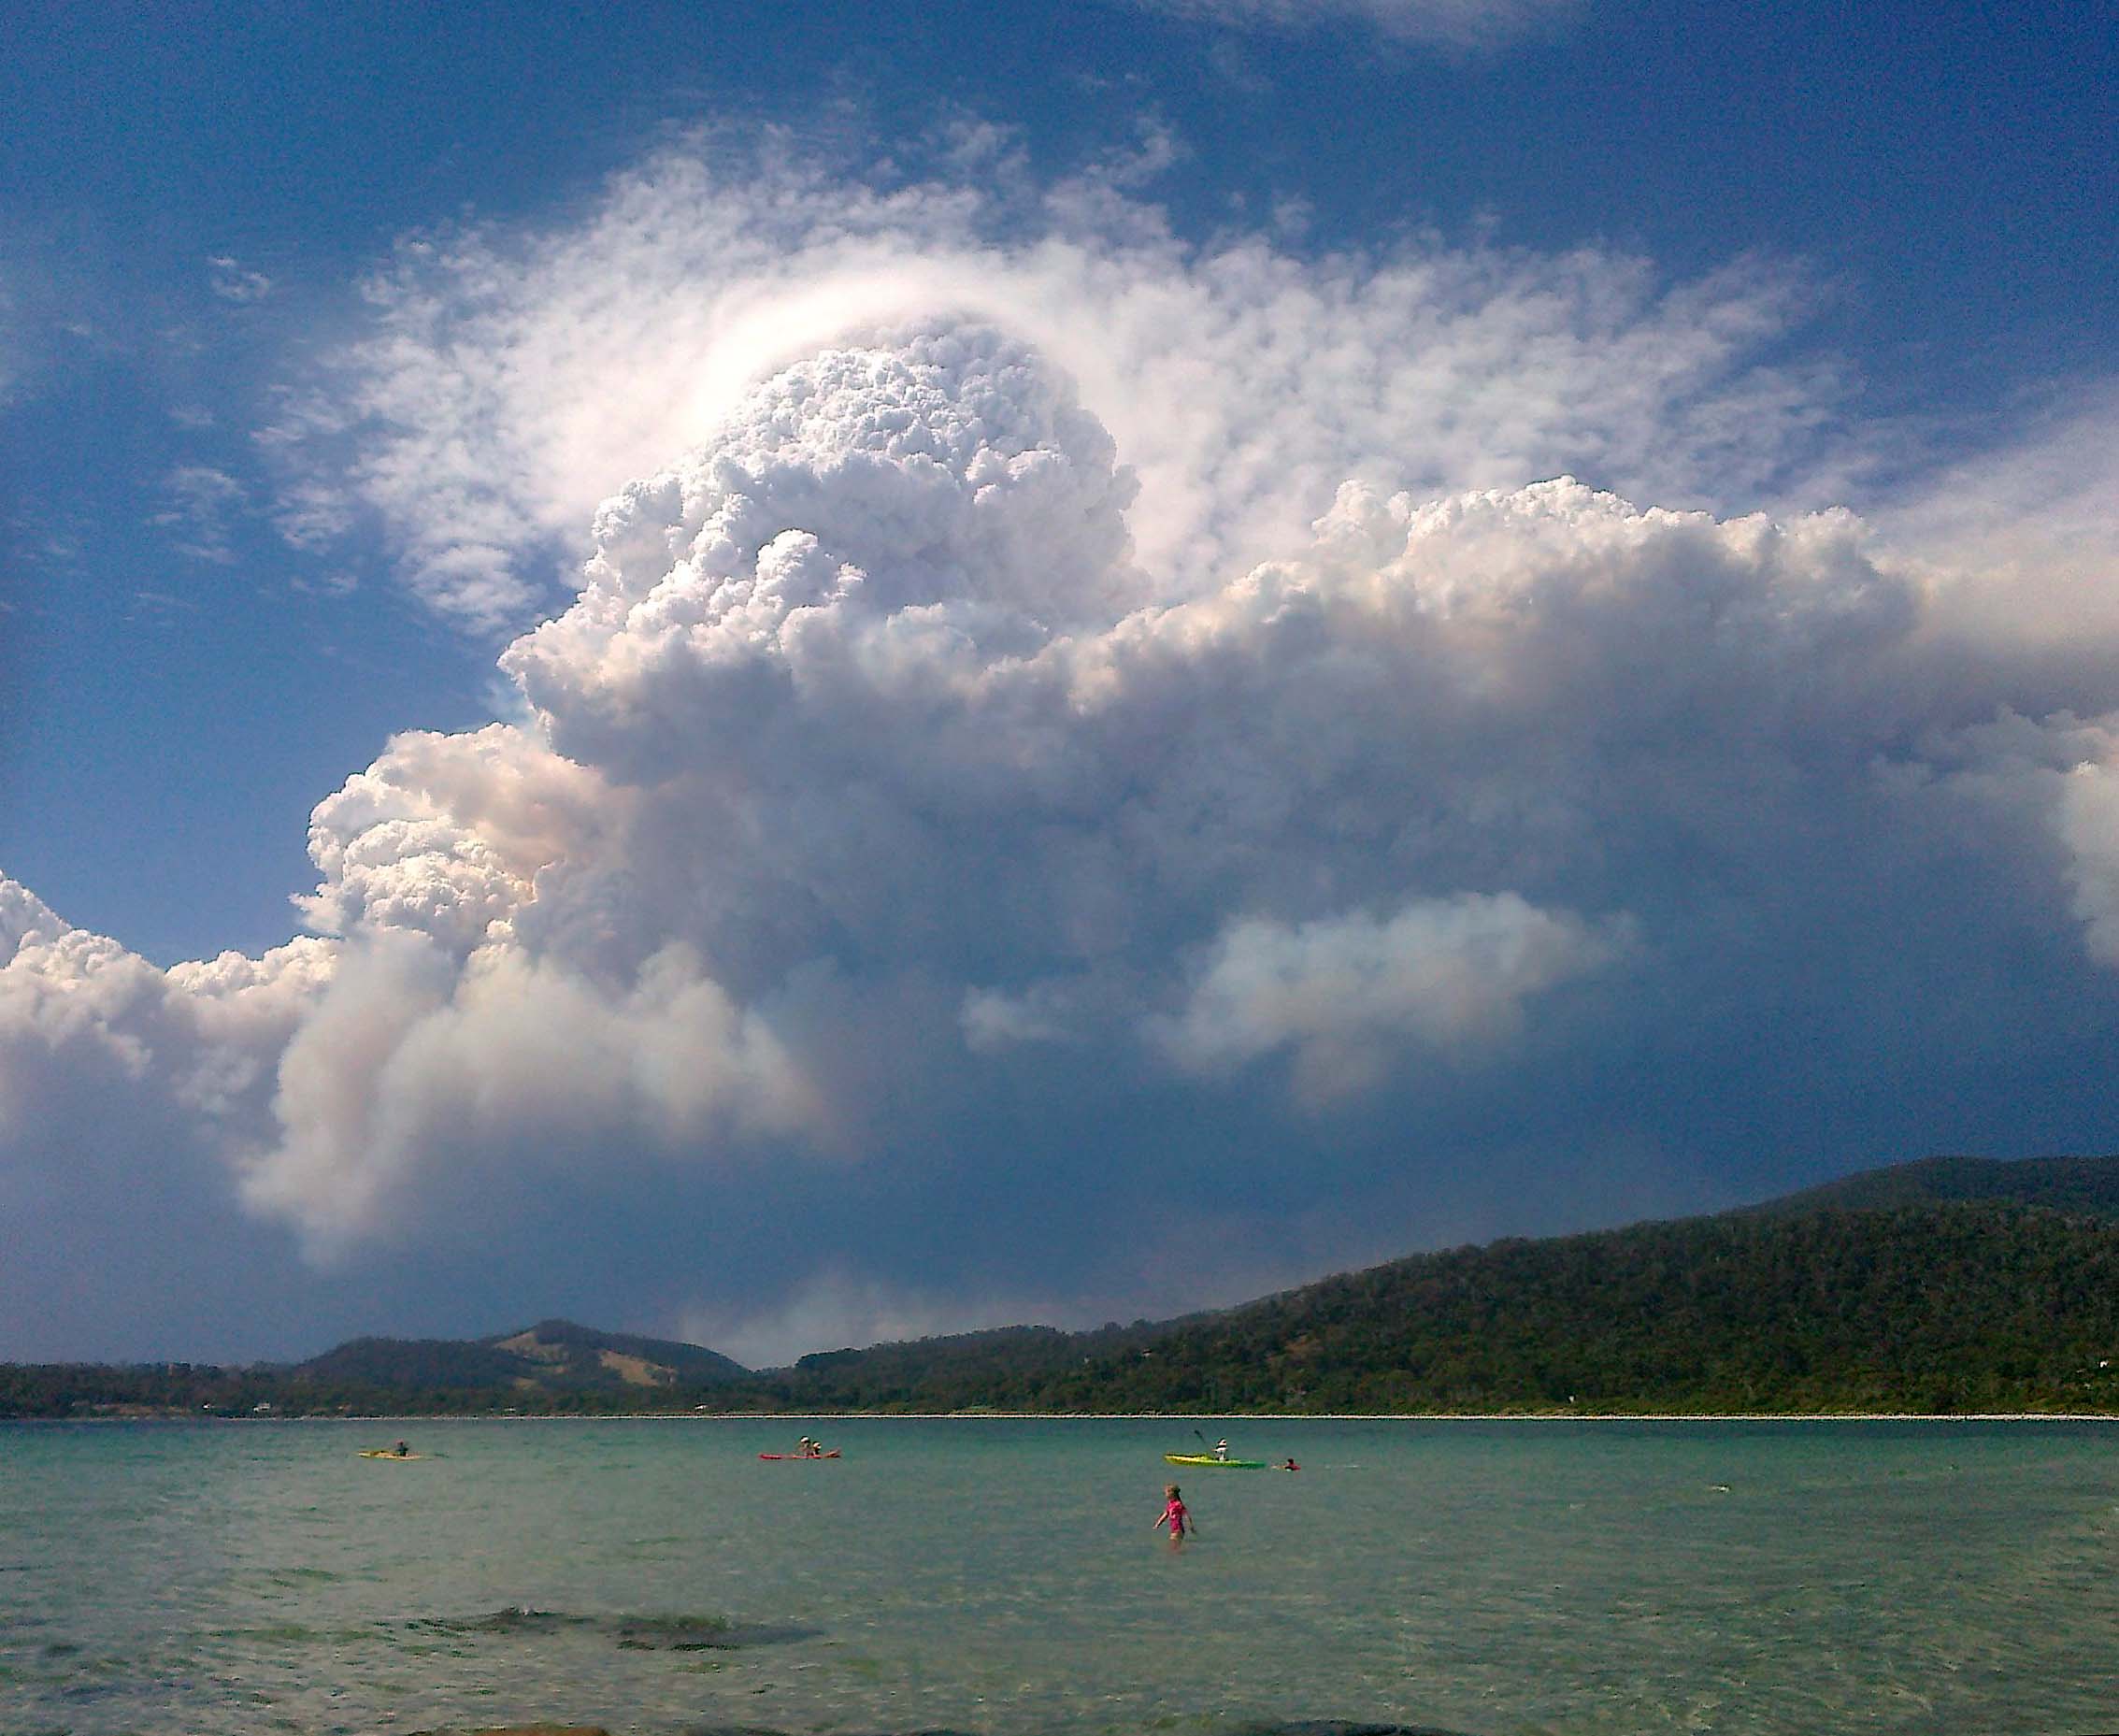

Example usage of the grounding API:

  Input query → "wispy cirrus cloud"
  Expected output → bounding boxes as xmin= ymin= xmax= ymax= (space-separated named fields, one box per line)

xmin=208 ymin=254 xmax=274 ymax=304
xmin=1133 ymin=0 xmax=1582 ymax=44
xmin=150 ymin=464 xmax=246 ymax=563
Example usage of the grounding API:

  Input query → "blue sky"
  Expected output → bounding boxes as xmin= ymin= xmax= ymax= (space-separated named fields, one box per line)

xmin=3 ymin=0 xmax=2115 ymax=1364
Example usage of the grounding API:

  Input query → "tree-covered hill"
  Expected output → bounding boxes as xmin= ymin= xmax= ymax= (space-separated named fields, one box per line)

xmin=759 ymin=1318 xmax=1186 ymax=1410
xmin=0 ymin=1319 xmax=755 ymax=1420
xmin=1000 ymin=1202 xmax=2119 ymax=1414
xmin=289 ymin=1336 xmax=534 ymax=1391
xmin=13 ymin=1155 xmax=2119 ymax=1418
xmin=730 ymin=1156 xmax=2119 ymax=1413
xmin=292 ymin=1317 xmax=750 ymax=1391
xmin=1740 ymin=1153 xmax=2119 ymax=1220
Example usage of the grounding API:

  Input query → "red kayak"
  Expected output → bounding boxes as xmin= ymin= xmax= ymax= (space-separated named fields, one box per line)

xmin=758 ymin=1450 xmax=840 ymax=1459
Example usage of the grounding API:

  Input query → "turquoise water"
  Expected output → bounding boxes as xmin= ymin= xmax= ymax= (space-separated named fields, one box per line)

xmin=3 ymin=1417 xmax=2116 ymax=1734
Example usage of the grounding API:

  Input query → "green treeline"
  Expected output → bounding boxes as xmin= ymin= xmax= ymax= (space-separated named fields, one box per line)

xmin=733 ymin=1202 xmax=2119 ymax=1415
xmin=10 ymin=1198 xmax=2119 ymax=1418
xmin=1024 ymin=1204 xmax=2119 ymax=1415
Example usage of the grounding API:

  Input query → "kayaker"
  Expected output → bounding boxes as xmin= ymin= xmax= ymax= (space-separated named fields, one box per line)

xmin=1154 ymin=1484 xmax=1195 ymax=1542
xmin=1280 ymin=1457 xmax=1300 ymax=1471
xmin=798 ymin=1436 xmax=820 ymax=1457
xmin=394 ymin=1440 xmax=410 ymax=1457
xmin=1213 ymin=1439 xmax=1229 ymax=1460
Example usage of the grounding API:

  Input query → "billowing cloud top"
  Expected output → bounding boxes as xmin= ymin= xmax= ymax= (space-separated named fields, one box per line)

xmin=7 ymin=157 xmax=2119 ymax=1363
xmin=271 ymin=146 xmax=1838 ymax=631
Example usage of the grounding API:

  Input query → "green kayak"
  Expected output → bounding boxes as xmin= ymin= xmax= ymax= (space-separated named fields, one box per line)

xmin=1163 ymin=1453 xmax=1266 ymax=1469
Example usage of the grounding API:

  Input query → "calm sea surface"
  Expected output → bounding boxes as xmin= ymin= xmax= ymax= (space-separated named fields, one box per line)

xmin=2 ymin=1416 xmax=2115 ymax=1735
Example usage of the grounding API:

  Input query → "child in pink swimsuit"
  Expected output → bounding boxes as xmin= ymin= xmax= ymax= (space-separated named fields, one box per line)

xmin=1154 ymin=1484 xmax=1194 ymax=1542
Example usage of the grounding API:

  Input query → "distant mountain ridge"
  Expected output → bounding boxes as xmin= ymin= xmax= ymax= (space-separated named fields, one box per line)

xmin=1738 ymin=1153 xmax=2119 ymax=1219
xmin=741 ymin=1152 xmax=2119 ymax=1413
xmin=14 ymin=1152 xmax=2119 ymax=1418
xmin=293 ymin=1317 xmax=749 ymax=1393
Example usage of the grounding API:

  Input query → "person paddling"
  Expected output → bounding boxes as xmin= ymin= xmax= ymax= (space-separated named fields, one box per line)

xmin=1154 ymin=1484 xmax=1195 ymax=1542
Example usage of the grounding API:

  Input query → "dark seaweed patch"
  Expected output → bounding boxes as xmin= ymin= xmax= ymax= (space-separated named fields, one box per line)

xmin=651 ymin=1727 xmax=1465 ymax=1736
xmin=451 ymin=1726 xmax=1467 ymax=1736
xmin=1236 ymin=1724 xmax=1479 ymax=1736
xmin=613 ymin=1614 xmax=734 ymax=1650
xmin=672 ymin=1728 xmax=800 ymax=1736
xmin=406 ymin=1608 xmax=595 ymax=1638
xmin=613 ymin=1614 xmax=816 ymax=1650
xmin=213 ymin=1622 xmax=376 ymax=1645
xmin=404 ymin=1609 xmax=813 ymax=1651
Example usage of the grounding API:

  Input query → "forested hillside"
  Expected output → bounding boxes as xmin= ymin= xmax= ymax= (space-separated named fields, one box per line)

xmin=1740 ymin=1154 xmax=2119 ymax=1220
xmin=293 ymin=1318 xmax=750 ymax=1390
xmin=13 ymin=1156 xmax=2119 ymax=1418
xmin=1006 ymin=1203 xmax=2119 ymax=1414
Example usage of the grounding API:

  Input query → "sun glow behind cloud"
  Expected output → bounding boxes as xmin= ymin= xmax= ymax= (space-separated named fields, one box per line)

xmin=265 ymin=142 xmax=1844 ymax=632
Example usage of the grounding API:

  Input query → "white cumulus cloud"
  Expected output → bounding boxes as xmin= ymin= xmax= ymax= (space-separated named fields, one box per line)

xmin=267 ymin=144 xmax=1841 ymax=631
xmin=9 ymin=144 xmax=2119 ymax=1356
xmin=0 ymin=880 xmax=334 ymax=1140
xmin=248 ymin=934 xmax=821 ymax=1255
xmin=1158 ymin=894 xmax=1632 ymax=1100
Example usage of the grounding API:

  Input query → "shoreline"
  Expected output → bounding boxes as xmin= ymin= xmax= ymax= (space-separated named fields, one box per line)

xmin=21 ymin=1409 xmax=2119 ymax=1424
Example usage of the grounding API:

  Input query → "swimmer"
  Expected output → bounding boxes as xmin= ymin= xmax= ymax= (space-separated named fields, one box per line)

xmin=1154 ymin=1483 xmax=1195 ymax=1542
